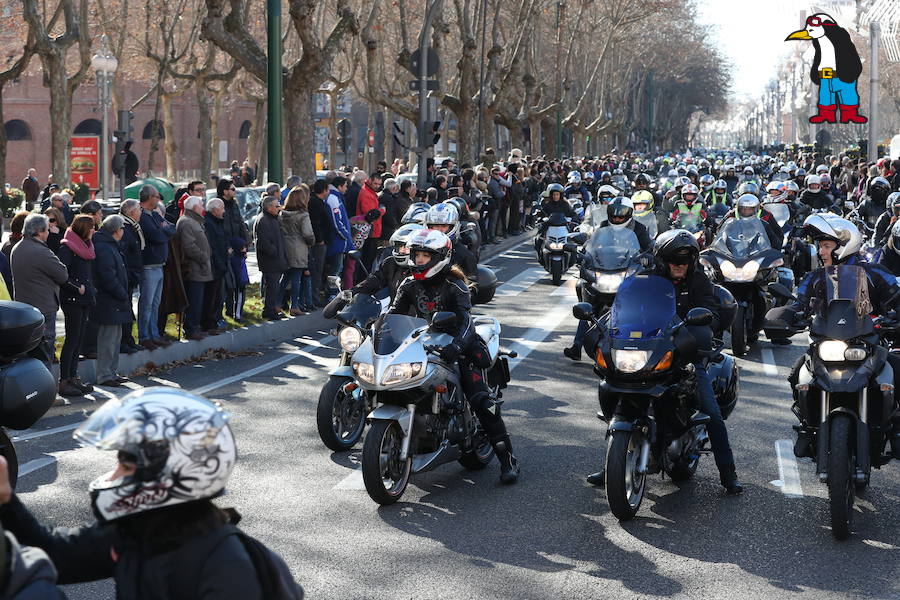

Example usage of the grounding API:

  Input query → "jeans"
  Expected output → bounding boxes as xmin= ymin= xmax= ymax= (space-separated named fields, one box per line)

xmin=572 ymin=319 xmax=589 ymax=349
xmin=309 ymin=244 xmax=327 ymax=302
xmin=325 ymin=253 xmax=345 ymax=296
xmin=485 ymin=209 xmax=498 ymax=242
xmin=183 ymin=280 xmax=205 ymax=334
xmin=138 ymin=266 xmax=164 ymax=341
xmin=279 ymin=267 xmax=306 ymax=310
xmin=60 ymin=304 xmax=89 ymax=380
xmin=818 ymin=77 xmax=860 ymax=106
xmin=695 ymin=364 xmax=735 ymax=468
xmin=95 ymin=324 xmax=121 ymax=383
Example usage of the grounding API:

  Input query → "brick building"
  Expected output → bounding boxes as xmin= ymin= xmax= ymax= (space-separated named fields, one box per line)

xmin=3 ymin=74 xmax=257 ymax=187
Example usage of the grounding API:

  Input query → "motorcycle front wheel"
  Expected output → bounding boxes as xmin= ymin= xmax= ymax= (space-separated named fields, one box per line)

xmin=0 ymin=429 xmax=18 ymax=489
xmin=827 ymin=414 xmax=855 ymax=540
xmin=362 ymin=420 xmax=412 ymax=505
xmin=550 ymin=259 xmax=563 ymax=286
xmin=606 ymin=430 xmax=647 ymax=521
xmin=731 ymin=305 xmax=747 ymax=357
xmin=316 ymin=376 xmax=367 ymax=452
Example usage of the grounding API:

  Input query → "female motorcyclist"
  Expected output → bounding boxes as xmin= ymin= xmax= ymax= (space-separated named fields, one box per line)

xmin=425 ymin=202 xmax=477 ymax=279
xmin=389 ymin=229 xmax=520 ymax=483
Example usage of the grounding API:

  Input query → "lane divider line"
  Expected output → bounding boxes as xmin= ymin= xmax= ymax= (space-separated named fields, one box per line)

xmin=494 ymin=267 xmax=546 ymax=298
xmin=771 ymin=439 xmax=804 ymax=497
xmin=760 ymin=348 xmax=779 ymax=376
xmin=17 ymin=457 xmax=57 ymax=478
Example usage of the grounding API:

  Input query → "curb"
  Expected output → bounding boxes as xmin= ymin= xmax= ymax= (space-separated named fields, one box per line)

xmin=77 ymin=230 xmax=535 ymax=383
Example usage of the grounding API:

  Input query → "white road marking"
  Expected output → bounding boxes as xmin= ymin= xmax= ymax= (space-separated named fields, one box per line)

xmin=550 ymin=278 xmax=577 ymax=297
xmin=507 ymin=297 xmax=573 ymax=372
xmin=17 ymin=457 xmax=56 ymax=478
xmin=13 ymin=423 xmax=82 ymax=442
xmin=334 ymin=468 xmax=366 ymax=490
xmin=760 ymin=348 xmax=778 ymax=376
xmin=771 ymin=439 xmax=804 ymax=497
xmin=494 ymin=267 xmax=546 ymax=297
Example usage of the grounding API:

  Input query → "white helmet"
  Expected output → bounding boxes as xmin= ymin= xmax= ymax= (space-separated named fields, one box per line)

xmin=765 ymin=180 xmax=786 ymax=202
xmin=425 ymin=202 xmax=461 ymax=241
xmin=401 ymin=202 xmax=431 ymax=224
xmin=784 ymin=180 xmax=800 ymax=194
xmin=407 ymin=229 xmax=453 ymax=280
xmin=803 ymin=214 xmax=861 ymax=263
xmin=607 ymin=196 xmax=634 ymax=229
xmin=667 ymin=169 xmax=678 ymax=178
xmin=567 ymin=170 xmax=582 ymax=184
xmin=75 ymin=388 xmax=236 ymax=522
xmin=805 ymin=174 xmax=822 ymax=189
xmin=389 ymin=223 xmax=426 ymax=264
xmin=735 ymin=193 xmax=760 ymax=218
xmin=815 ymin=164 xmax=829 ymax=174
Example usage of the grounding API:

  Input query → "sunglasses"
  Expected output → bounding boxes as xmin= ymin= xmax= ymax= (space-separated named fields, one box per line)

xmin=48 ymin=218 xmax=57 ymax=223
xmin=805 ymin=16 xmax=834 ymax=27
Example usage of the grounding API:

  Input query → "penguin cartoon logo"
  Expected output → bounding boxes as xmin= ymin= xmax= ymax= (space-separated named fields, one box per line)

xmin=785 ymin=13 xmax=868 ymax=125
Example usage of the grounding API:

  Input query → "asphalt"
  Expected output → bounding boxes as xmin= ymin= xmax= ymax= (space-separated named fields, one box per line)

xmin=8 ymin=237 xmax=900 ymax=599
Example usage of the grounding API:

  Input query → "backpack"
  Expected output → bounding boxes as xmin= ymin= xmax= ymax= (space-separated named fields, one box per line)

xmin=175 ymin=524 xmax=303 ymax=600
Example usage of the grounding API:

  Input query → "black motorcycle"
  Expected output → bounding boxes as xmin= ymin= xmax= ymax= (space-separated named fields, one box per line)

xmin=765 ymin=265 xmax=898 ymax=539
xmin=0 ymin=302 xmax=58 ymax=487
xmin=575 ymin=226 xmax=643 ymax=313
xmin=575 ymin=274 xmax=739 ymax=520
xmin=700 ymin=217 xmax=783 ymax=356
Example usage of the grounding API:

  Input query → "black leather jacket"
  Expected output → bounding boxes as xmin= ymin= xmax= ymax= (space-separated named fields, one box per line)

xmin=353 ymin=257 xmax=409 ymax=300
xmin=389 ymin=268 xmax=473 ymax=344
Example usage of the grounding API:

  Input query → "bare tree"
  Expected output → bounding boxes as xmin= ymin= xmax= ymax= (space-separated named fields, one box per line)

xmin=0 ymin=31 xmax=34 ymax=190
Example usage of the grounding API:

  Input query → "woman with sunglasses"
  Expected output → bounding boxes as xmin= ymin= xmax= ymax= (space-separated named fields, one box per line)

xmin=42 ymin=207 xmax=66 ymax=254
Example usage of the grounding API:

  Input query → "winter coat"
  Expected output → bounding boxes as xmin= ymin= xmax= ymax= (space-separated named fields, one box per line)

xmin=229 ymin=238 xmax=250 ymax=287
xmin=91 ymin=229 xmax=132 ymax=326
xmin=158 ymin=236 xmax=188 ymax=320
xmin=308 ymin=194 xmax=331 ymax=245
xmin=0 ymin=495 xmax=262 ymax=600
xmin=356 ymin=183 xmax=384 ymax=238
xmin=254 ymin=211 xmax=289 ymax=273
xmin=176 ymin=210 xmax=213 ymax=283
xmin=279 ymin=209 xmax=314 ymax=269
xmin=221 ymin=197 xmax=250 ymax=246
xmin=344 ymin=182 xmax=362 ymax=216
xmin=9 ymin=236 xmax=69 ymax=315
xmin=204 ymin=212 xmax=229 ymax=279
xmin=57 ymin=243 xmax=96 ymax=306
xmin=0 ymin=251 xmax=11 ymax=292
xmin=140 ymin=208 xmax=175 ymax=266
xmin=326 ymin=189 xmax=354 ymax=257
xmin=0 ymin=530 xmax=65 ymax=599
xmin=119 ymin=221 xmax=144 ymax=289
xmin=21 ymin=176 xmax=40 ymax=204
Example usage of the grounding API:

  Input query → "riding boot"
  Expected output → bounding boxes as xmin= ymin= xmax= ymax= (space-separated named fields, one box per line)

xmin=889 ymin=417 xmax=900 ymax=460
xmin=586 ymin=468 xmax=605 ymax=487
xmin=838 ymin=104 xmax=868 ymax=124
xmin=491 ymin=435 xmax=520 ymax=484
xmin=563 ymin=345 xmax=581 ymax=361
xmin=717 ymin=463 xmax=744 ymax=495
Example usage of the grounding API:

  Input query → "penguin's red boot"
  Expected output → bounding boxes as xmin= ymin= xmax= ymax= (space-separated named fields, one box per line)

xmin=809 ymin=104 xmax=837 ymax=124
xmin=839 ymin=105 xmax=868 ymax=124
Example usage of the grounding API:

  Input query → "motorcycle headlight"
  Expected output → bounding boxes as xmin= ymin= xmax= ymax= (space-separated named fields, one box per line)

xmin=352 ymin=362 xmax=375 ymax=384
xmin=381 ymin=362 xmax=424 ymax=386
xmin=818 ymin=340 xmax=848 ymax=362
xmin=612 ymin=349 xmax=650 ymax=373
xmin=720 ymin=259 xmax=759 ymax=282
xmin=593 ymin=272 xmax=626 ymax=293
xmin=547 ymin=241 xmax=566 ymax=251
xmin=338 ymin=327 xmax=363 ymax=353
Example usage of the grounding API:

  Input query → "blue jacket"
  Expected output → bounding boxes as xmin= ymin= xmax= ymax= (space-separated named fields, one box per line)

xmin=326 ymin=188 xmax=353 ymax=257
xmin=139 ymin=208 xmax=175 ymax=266
xmin=795 ymin=254 xmax=900 ymax=314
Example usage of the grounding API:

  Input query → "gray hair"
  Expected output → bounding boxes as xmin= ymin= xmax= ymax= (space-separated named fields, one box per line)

xmin=383 ymin=178 xmax=399 ymax=192
xmin=184 ymin=196 xmax=203 ymax=212
xmin=265 ymin=182 xmax=281 ymax=196
xmin=351 ymin=170 xmax=367 ymax=184
xmin=285 ymin=175 xmax=301 ymax=188
xmin=23 ymin=213 xmax=48 ymax=237
xmin=101 ymin=214 xmax=125 ymax=234
xmin=139 ymin=184 xmax=158 ymax=203
xmin=119 ymin=199 xmax=140 ymax=216
xmin=49 ymin=193 xmax=62 ymax=204
xmin=262 ymin=195 xmax=280 ymax=211
xmin=58 ymin=192 xmax=72 ymax=203
xmin=206 ymin=197 xmax=224 ymax=212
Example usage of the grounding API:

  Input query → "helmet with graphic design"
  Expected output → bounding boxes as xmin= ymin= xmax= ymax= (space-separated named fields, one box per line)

xmin=607 ymin=196 xmax=634 ymax=228
xmin=681 ymin=183 xmax=700 ymax=205
xmin=407 ymin=229 xmax=453 ymax=280
xmin=401 ymin=201 xmax=431 ymax=224
xmin=389 ymin=223 xmax=427 ymax=264
xmin=425 ymin=202 xmax=461 ymax=241
xmin=699 ymin=174 xmax=715 ymax=191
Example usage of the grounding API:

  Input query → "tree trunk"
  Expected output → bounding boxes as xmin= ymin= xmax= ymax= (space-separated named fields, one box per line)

xmin=246 ymin=98 xmax=266 ymax=172
xmin=196 ymin=85 xmax=213 ymax=184
xmin=383 ymin=109 xmax=393 ymax=164
xmin=328 ymin=91 xmax=338 ymax=168
xmin=284 ymin=87 xmax=315 ymax=183
xmin=0 ymin=89 xmax=8 ymax=195
xmin=528 ymin=117 xmax=542 ymax=157
xmin=44 ymin=55 xmax=74 ymax=184
xmin=209 ymin=88 xmax=224 ymax=175
xmin=161 ymin=94 xmax=178 ymax=180
xmin=364 ymin=102 xmax=375 ymax=172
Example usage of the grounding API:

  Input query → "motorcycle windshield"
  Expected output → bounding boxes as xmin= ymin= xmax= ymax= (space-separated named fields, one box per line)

xmin=373 ymin=314 xmax=427 ymax=355
xmin=810 ymin=265 xmax=875 ymax=339
xmin=341 ymin=294 xmax=382 ymax=327
xmin=610 ymin=275 xmax=677 ymax=340
xmin=764 ymin=202 xmax=791 ymax=227
xmin=710 ymin=218 xmax=772 ymax=258
xmin=585 ymin=227 xmax=641 ymax=271
xmin=634 ymin=212 xmax=658 ymax=238
xmin=674 ymin=212 xmax=703 ymax=232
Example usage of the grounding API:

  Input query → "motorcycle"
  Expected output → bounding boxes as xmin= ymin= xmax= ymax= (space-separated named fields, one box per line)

xmin=700 ymin=218 xmax=784 ymax=357
xmin=535 ymin=211 xmax=579 ymax=286
xmin=575 ymin=227 xmax=644 ymax=313
xmin=672 ymin=211 xmax=708 ymax=248
xmin=0 ymin=302 xmax=58 ymax=487
xmin=355 ymin=312 xmax=515 ymax=505
xmin=317 ymin=294 xmax=383 ymax=451
xmin=574 ymin=274 xmax=739 ymax=520
xmin=764 ymin=266 xmax=899 ymax=539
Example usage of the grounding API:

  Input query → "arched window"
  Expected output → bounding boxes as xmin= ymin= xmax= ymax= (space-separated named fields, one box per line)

xmin=4 ymin=119 xmax=31 ymax=141
xmin=73 ymin=118 xmax=102 ymax=135
xmin=142 ymin=120 xmax=165 ymax=140
xmin=238 ymin=120 xmax=252 ymax=139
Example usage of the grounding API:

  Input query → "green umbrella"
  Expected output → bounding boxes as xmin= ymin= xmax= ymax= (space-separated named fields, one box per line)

xmin=124 ymin=177 xmax=177 ymax=205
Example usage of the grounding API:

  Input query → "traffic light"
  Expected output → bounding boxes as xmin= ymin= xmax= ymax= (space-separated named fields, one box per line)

xmin=431 ymin=120 xmax=441 ymax=146
xmin=418 ymin=120 xmax=442 ymax=149
xmin=337 ymin=119 xmax=351 ymax=155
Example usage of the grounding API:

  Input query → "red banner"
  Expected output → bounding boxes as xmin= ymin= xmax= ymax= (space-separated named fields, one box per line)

xmin=70 ymin=136 xmax=100 ymax=190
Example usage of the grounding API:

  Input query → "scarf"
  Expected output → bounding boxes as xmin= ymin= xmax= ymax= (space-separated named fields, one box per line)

xmin=124 ymin=214 xmax=145 ymax=250
xmin=61 ymin=227 xmax=95 ymax=260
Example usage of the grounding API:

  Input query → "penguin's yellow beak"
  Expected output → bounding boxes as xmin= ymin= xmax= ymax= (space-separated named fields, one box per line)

xmin=785 ymin=29 xmax=813 ymax=41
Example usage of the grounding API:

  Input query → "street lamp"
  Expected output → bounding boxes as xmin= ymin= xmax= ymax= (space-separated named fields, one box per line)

xmin=91 ymin=35 xmax=118 ymax=202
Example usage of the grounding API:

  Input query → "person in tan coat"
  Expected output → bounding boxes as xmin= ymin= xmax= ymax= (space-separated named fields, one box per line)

xmin=278 ymin=185 xmax=316 ymax=315
xmin=176 ymin=196 xmax=212 ymax=340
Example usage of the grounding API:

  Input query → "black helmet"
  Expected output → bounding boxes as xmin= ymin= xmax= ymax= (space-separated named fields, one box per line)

xmin=869 ymin=176 xmax=891 ymax=203
xmin=888 ymin=191 xmax=900 ymax=215
xmin=606 ymin=196 xmax=634 ymax=226
xmin=654 ymin=229 xmax=700 ymax=272
xmin=634 ymin=173 xmax=650 ymax=186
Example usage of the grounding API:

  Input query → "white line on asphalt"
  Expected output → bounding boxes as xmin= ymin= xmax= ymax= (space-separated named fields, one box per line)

xmin=760 ymin=348 xmax=778 ymax=376
xmin=13 ymin=423 xmax=82 ymax=442
xmin=334 ymin=469 xmax=365 ymax=490
xmin=494 ymin=267 xmax=546 ymax=297
xmin=507 ymin=297 xmax=573 ymax=372
xmin=549 ymin=278 xmax=577 ymax=297
xmin=18 ymin=457 xmax=57 ymax=478
xmin=771 ymin=439 xmax=804 ymax=497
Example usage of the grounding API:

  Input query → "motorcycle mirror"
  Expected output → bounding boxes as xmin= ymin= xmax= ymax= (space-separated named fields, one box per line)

xmin=766 ymin=282 xmax=795 ymax=300
xmin=639 ymin=255 xmax=652 ymax=268
xmin=572 ymin=302 xmax=594 ymax=321
xmin=347 ymin=249 xmax=363 ymax=262
xmin=685 ymin=307 xmax=714 ymax=327
xmin=568 ymin=232 xmax=588 ymax=245
xmin=579 ymin=267 xmax=597 ymax=283
xmin=430 ymin=311 xmax=457 ymax=331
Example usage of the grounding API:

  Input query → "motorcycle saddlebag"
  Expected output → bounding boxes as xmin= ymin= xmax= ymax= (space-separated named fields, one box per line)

xmin=0 ymin=301 xmax=45 ymax=357
xmin=0 ymin=358 xmax=56 ymax=430
xmin=487 ymin=356 xmax=511 ymax=390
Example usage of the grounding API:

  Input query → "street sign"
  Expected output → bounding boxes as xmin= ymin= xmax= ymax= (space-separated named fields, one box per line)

xmin=408 ymin=47 xmax=439 ymax=77
xmin=409 ymin=79 xmax=440 ymax=91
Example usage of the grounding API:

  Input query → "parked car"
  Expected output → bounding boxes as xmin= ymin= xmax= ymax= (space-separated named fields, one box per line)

xmin=206 ymin=186 xmax=265 ymax=230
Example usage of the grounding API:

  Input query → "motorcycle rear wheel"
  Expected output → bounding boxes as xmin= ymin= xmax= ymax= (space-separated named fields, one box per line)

xmin=316 ymin=376 xmax=367 ymax=452
xmin=827 ymin=414 xmax=855 ymax=540
xmin=731 ymin=305 xmax=747 ymax=357
xmin=362 ymin=420 xmax=411 ymax=505
xmin=551 ymin=260 xmax=563 ymax=286
xmin=606 ymin=430 xmax=646 ymax=521
xmin=0 ymin=429 xmax=18 ymax=489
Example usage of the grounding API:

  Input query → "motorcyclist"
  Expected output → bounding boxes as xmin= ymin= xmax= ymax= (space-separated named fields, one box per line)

xmin=631 ymin=189 xmax=668 ymax=237
xmin=0 ymin=388 xmax=296 ymax=598
xmin=784 ymin=215 xmax=900 ymax=459
xmin=876 ymin=218 xmax=900 ymax=276
xmin=720 ymin=193 xmax=784 ymax=249
xmin=873 ymin=192 xmax=900 ymax=248
xmin=798 ymin=174 xmax=834 ymax=210
xmin=425 ymin=202 xmax=477 ymax=280
xmin=670 ymin=184 xmax=711 ymax=233
xmin=585 ymin=229 xmax=744 ymax=494
xmin=859 ymin=176 xmax=893 ymax=231
xmin=540 ymin=182 xmax=578 ymax=222
xmin=705 ymin=178 xmax=730 ymax=207
xmin=389 ymin=229 xmax=521 ymax=483
xmin=741 ymin=165 xmax=760 ymax=187
xmin=564 ymin=171 xmax=591 ymax=207
xmin=352 ymin=222 xmax=425 ymax=299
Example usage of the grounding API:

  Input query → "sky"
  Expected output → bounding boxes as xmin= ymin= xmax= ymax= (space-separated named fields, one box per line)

xmin=694 ymin=0 xmax=808 ymax=101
